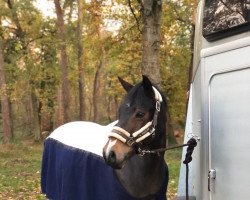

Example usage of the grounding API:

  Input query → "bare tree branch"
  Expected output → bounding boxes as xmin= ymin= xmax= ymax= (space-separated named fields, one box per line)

xmin=128 ymin=0 xmax=142 ymax=34
xmin=7 ymin=0 xmax=25 ymax=37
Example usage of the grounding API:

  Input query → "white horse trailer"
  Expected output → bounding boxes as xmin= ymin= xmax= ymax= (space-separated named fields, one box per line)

xmin=176 ymin=0 xmax=250 ymax=200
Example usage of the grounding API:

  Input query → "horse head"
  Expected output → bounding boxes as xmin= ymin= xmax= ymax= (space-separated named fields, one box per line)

xmin=103 ymin=75 xmax=166 ymax=169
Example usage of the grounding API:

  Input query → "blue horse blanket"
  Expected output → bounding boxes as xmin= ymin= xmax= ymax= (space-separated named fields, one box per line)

xmin=41 ymin=121 xmax=168 ymax=200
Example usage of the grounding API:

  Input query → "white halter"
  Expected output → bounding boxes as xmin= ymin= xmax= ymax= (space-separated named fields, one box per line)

xmin=108 ymin=86 xmax=163 ymax=146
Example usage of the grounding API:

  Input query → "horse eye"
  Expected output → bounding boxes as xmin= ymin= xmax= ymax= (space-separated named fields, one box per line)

xmin=135 ymin=111 xmax=145 ymax=118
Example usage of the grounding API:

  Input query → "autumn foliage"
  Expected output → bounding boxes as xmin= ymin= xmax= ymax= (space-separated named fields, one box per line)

xmin=0 ymin=0 xmax=197 ymax=143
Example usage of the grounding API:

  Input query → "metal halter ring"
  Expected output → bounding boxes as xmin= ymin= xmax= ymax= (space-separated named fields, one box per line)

xmin=187 ymin=133 xmax=200 ymax=141
xmin=126 ymin=137 xmax=136 ymax=147
xmin=156 ymin=101 xmax=161 ymax=112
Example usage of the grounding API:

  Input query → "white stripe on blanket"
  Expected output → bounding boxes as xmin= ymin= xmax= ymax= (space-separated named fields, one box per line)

xmin=48 ymin=121 xmax=117 ymax=156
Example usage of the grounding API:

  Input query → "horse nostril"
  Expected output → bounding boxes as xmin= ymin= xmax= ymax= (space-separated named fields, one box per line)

xmin=108 ymin=150 xmax=116 ymax=165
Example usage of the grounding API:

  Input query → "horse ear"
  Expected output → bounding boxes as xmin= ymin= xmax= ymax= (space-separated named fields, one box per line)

xmin=142 ymin=75 xmax=154 ymax=97
xmin=118 ymin=77 xmax=133 ymax=92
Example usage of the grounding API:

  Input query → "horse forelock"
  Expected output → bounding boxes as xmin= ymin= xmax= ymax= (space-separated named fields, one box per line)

xmin=123 ymin=83 xmax=155 ymax=110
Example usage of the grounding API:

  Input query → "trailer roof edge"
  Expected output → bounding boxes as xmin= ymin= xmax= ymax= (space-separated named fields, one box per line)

xmin=201 ymin=36 xmax=250 ymax=58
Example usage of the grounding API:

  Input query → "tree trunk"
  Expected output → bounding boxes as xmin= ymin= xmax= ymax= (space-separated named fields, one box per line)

xmin=93 ymin=58 xmax=104 ymax=122
xmin=54 ymin=0 xmax=70 ymax=124
xmin=54 ymin=86 xmax=64 ymax=127
xmin=40 ymin=111 xmax=53 ymax=139
xmin=0 ymin=42 xmax=13 ymax=143
xmin=7 ymin=0 xmax=26 ymax=46
xmin=24 ymin=92 xmax=40 ymax=141
xmin=141 ymin=0 xmax=162 ymax=88
xmin=90 ymin=0 xmax=105 ymax=123
xmin=77 ymin=0 xmax=86 ymax=120
xmin=6 ymin=0 xmax=41 ymax=141
xmin=140 ymin=0 xmax=175 ymax=144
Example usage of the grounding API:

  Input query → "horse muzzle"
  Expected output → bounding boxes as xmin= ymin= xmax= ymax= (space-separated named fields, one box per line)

xmin=103 ymin=137 xmax=135 ymax=169
xmin=103 ymin=149 xmax=122 ymax=169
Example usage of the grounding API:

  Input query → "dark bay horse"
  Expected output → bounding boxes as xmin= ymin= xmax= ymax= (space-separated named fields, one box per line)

xmin=41 ymin=75 xmax=168 ymax=200
xmin=103 ymin=75 xmax=168 ymax=199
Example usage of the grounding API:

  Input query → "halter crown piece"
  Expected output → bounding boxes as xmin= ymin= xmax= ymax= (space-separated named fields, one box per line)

xmin=108 ymin=87 xmax=163 ymax=147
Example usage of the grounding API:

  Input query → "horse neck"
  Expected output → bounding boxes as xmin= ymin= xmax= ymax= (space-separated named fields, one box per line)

xmin=115 ymin=128 xmax=166 ymax=199
xmin=115 ymin=154 xmax=166 ymax=199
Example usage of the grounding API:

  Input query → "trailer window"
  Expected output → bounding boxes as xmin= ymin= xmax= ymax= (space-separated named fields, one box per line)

xmin=203 ymin=0 xmax=250 ymax=41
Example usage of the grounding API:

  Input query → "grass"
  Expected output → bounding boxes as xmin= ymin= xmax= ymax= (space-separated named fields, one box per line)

xmin=0 ymin=141 xmax=182 ymax=200
xmin=0 ymin=141 xmax=46 ymax=200
xmin=165 ymin=149 xmax=182 ymax=199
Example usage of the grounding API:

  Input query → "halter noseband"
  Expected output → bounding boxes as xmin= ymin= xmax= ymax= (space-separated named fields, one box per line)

xmin=108 ymin=86 xmax=163 ymax=147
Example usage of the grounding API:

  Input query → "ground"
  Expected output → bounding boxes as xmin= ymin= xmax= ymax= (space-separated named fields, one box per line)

xmin=0 ymin=141 xmax=181 ymax=200
xmin=165 ymin=149 xmax=182 ymax=199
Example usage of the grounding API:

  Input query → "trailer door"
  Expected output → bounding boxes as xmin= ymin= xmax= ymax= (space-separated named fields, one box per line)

xmin=209 ymin=67 xmax=250 ymax=200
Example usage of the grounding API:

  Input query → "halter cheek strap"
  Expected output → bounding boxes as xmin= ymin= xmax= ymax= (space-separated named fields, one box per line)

xmin=108 ymin=86 xmax=162 ymax=147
